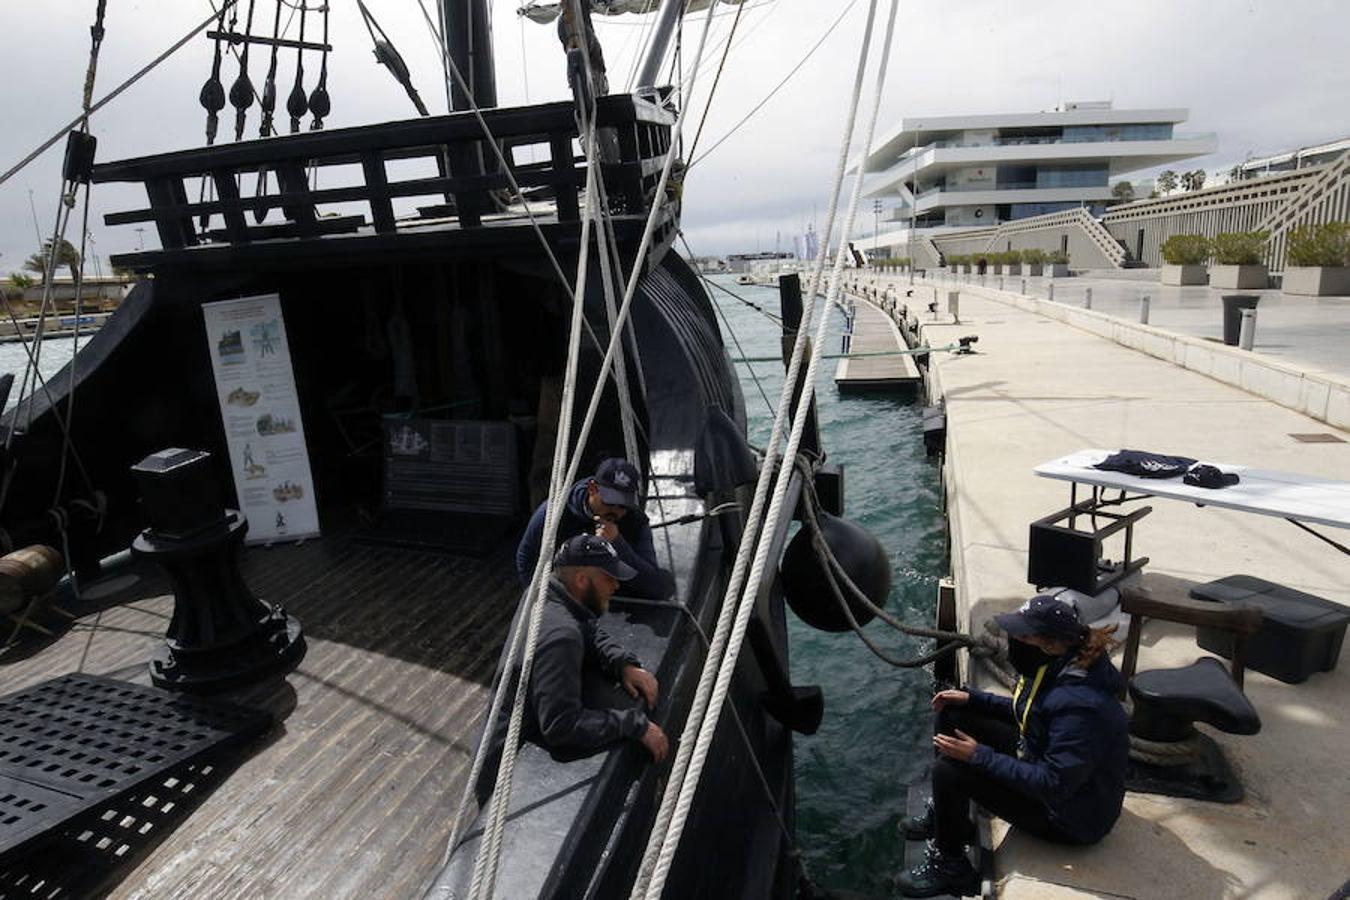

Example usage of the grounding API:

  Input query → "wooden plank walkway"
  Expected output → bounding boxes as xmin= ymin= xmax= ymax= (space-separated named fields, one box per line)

xmin=0 ymin=536 xmax=518 ymax=899
xmin=833 ymin=294 xmax=921 ymax=392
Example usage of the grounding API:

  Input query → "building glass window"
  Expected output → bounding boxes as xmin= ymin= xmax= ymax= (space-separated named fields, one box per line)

xmin=1035 ymin=165 xmax=1109 ymax=188
xmin=1009 ymin=201 xmax=1079 ymax=220
xmin=1063 ymin=124 xmax=1172 ymax=142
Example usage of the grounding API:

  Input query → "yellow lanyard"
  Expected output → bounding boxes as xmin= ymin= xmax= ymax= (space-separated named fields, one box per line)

xmin=1012 ymin=663 xmax=1049 ymax=734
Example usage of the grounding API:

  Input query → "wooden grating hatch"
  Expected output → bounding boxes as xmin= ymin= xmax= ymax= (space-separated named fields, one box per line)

xmin=0 ymin=673 xmax=270 ymax=867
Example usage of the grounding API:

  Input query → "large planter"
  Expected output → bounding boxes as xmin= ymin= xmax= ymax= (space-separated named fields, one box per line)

xmin=1024 ymin=263 xmax=1044 ymax=276
xmin=1210 ymin=264 xmax=1268 ymax=289
xmin=1003 ymin=263 xmax=1023 ymax=276
xmin=1282 ymin=266 xmax=1350 ymax=296
xmin=1045 ymin=264 xmax=1069 ymax=278
xmin=1161 ymin=264 xmax=1207 ymax=286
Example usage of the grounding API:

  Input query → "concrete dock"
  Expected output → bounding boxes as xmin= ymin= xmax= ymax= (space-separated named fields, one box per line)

xmin=859 ymin=274 xmax=1349 ymax=899
xmin=832 ymin=293 xmax=921 ymax=392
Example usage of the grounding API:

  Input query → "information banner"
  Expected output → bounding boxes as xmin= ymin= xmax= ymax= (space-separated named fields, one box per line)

xmin=202 ymin=294 xmax=320 ymax=543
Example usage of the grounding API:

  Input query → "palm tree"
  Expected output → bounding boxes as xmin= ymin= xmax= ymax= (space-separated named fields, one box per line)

xmin=23 ymin=238 xmax=81 ymax=283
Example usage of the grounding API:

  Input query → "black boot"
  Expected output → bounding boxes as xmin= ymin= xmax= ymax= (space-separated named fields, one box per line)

xmin=894 ymin=842 xmax=981 ymax=898
xmin=899 ymin=800 xmax=936 ymax=840
xmin=898 ymin=801 xmax=975 ymax=844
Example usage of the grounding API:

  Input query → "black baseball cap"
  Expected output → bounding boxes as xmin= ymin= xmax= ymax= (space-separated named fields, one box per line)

xmin=552 ymin=534 xmax=638 ymax=581
xmin=594 ymin=458 xmax=641 ymax=511
xmin=1184 ymin=464 xmax=1239 ymax=490
xmin=994 ymin=594 xmax=1088 ymax=642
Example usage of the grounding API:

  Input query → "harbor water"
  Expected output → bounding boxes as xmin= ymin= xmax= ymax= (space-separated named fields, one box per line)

xmin=710 ymin=274 xmax=946 ymax=895
xmin=0 ymin=337 xmax=80 ymax=412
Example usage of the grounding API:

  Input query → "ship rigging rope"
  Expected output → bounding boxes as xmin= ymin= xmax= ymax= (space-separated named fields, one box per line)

xmin=677 ymin=232 xmax=776 ymax=416
xmin=463 ymin=1 xmax=730 ymax=895
xmin=5 ymin=0 xmax=109 ymax=510
xmin=0 ymin=289 xmax=97 ymax=520
xmin=407 ymin=0 xmax=646 ymax=398
xmin=572 ymin=3 xmax=641 ymax=465
xmin=431 ymin=5 xmax=654 ymax=877
xmin=684 ymin=0 xmax=745 ymax=164
xmin=629 ymin=0 xmax=883 ymax=888
xmin=794 ymin=456 xmax=991 ymax=667
xmin=688 ymin=0 xmax=859 ymax=170
xmin=0 ymin=3 xmax=238 ymax=189
xmin=633 ymin=2 xmax=897 ymax=895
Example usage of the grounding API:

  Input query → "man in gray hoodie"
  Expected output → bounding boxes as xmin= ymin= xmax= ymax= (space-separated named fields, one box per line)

xmin=478 ymin=534 xmax=669 ymax=805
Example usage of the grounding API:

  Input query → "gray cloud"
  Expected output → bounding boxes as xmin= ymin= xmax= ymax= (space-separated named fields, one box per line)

xmin=1 ymin=0 xmax=1346 ymax=271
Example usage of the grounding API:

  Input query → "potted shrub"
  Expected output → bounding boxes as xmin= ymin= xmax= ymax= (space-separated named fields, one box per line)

xmin=1020 ymin=248 xmax=1046 ymax=276
xmin=960 ymin=254 xmax=974 ymax=274
xmin=1045 ymin=249 xmax=1070 ymax=277
xmin=1210 ymin=231 xmax=1269 ymax=289
xmin=946 ymin=254 xmax=959 ymax=274
xmin=999 ymin=250 xmax=1022 ymax=276
xmin=1160 ymin=234 xmax=1209 ymax=285
xmin=1283 ymin=222 xmax=1350 ymax=296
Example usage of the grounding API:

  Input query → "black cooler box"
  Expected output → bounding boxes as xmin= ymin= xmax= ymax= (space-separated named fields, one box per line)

xmin=1190 ymin=575 xmax=1350 ymax=684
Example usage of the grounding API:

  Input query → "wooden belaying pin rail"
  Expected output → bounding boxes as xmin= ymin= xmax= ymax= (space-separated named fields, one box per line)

xmin=206 ymin=31 xmax=332 ymax=53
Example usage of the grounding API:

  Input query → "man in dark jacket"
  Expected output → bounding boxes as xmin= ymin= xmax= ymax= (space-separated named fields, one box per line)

xmin=478 ymin=534 xmax=669 ymax=806
xmin=896 ymin=595 xmax=1129 ymax=897
xmin=515 ymin=457 xmax=674 ymax=600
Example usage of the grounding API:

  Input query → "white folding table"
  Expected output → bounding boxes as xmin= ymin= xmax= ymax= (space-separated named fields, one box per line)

xmin=1034 ymin=449 xmax=1350 ymax=556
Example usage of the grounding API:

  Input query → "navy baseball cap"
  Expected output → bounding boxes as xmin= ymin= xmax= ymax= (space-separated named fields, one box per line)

xmin=994 ymin=594 xmax=1088 ymax=642
xmin=594 ymin=458 xmax=641 ymax=511
xmin=552 ymin=534 xmax=638 ymax=581
xmin=1184 ymin=464 xmax=1239 ymax=490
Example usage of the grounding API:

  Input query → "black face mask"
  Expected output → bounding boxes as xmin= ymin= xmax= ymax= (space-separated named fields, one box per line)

xmin=1008 ymin=639 xmax=1060 ymax=677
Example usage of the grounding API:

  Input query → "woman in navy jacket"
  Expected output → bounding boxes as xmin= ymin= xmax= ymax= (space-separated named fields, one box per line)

xmin=896 ymin=594 xmax=1130 ymax=898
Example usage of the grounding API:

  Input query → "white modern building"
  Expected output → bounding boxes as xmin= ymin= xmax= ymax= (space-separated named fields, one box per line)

xmin=854 ymin=101 xmax=1216 ymax=255
xmin=1237 ymin=136 xmax=1350 ymax=180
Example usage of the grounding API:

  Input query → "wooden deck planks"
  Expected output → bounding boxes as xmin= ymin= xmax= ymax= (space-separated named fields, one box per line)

xmin=834 ymin=295 xmax=921 ymax=392
xmin=0 ymin=536 xmax=518 ymax=899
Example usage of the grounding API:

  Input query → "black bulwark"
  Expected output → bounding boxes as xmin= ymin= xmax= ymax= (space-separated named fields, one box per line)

xmin=93 ymin=94 xmax=677 ymax=273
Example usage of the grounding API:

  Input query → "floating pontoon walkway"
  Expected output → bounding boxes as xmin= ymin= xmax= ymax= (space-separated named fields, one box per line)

xmin=832 ymin=293 xmax=920 ymax=392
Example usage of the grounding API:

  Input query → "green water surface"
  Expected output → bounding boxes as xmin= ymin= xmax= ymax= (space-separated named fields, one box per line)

xmin=710 ymin=274 xmax=947 ymax=896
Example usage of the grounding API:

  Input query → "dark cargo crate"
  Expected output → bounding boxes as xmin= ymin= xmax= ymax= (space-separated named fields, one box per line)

xmin=1190 ymin=575 xmax=1350 ymax=684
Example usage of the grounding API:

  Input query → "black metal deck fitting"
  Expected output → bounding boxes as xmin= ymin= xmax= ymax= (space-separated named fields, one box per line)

xmin=130 ymin=449 xmax=305 ymax=692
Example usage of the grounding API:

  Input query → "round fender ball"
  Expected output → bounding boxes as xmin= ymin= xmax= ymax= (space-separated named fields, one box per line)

xmin=781 ymin=513 xmax=891 ymax=632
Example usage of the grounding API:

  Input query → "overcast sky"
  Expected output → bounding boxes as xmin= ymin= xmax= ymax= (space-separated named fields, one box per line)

xmin=1 ymin=0 xmax=1347 ymax=271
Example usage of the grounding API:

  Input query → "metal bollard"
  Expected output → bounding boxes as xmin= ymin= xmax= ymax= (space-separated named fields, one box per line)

xmin=1020 ymin=278 xmax=1026 ymax=295
xmin=1239 ymin=308 xmax=1257 ymax=350
xmin=1048 ymin=283 xmax=1055 ymax=301
xmin=948 ymin=291 xmax=960 ymax=323
xmin=999 ymin=276 xmax=1005 ymax=291
xmin=1084 ymin=287 xmax=1093 ymax=310
xmin=1139 ymin=295 xmax=1150 ymax=324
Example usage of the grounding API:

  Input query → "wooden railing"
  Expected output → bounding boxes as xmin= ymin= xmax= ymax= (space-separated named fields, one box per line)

xmin=92 ymin=94 xmax=675 ymax=255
